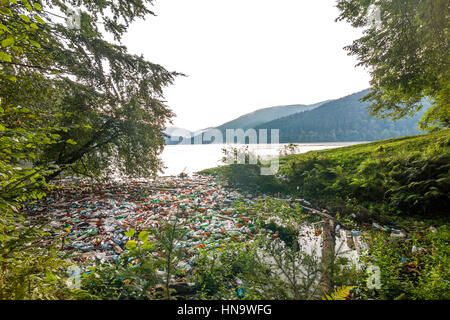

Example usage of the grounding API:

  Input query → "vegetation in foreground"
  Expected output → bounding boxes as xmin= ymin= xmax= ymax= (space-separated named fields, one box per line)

xmin=1 ymin=0 xmax=448 ymax=300
xmin=202 ymin=130 xmax=450 ymax=219
xmin=200 ymin=130 xmax=450 ymax=300
xmin=1 ymin=0 xmax=176 ymax=300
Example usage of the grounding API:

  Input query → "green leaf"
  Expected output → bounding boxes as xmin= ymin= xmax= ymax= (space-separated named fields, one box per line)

xmin=0 ymin=7 xmax=12 ymax=16
xmin=33 ymin=2 xmax=42 ymax=11
xmin=322 ymin=286 xmax=355 ymax=300
xmin=19 ymin=14 xmax=31 ymax=23
xmin=66 ymin=139 xmax=77 ymax=145
xmin=142 ymin=241 xmax=153 ymax=250
xmin=125 ymin=240 xmax=137 ymax=250
xmin=124 ymin=228 xmax=136 ymax=238
xmin=21 ymin=0 xmax=32 ymax=11
xmin=138 ymin=231 xmax=149 ymax=243
xmin=1 ymin=37 xmax=14 ymax=47
xmin=6 ymin=75 xmax=16 ymax=82
xmin=0 ymin=22 xmax=9 ymax=32
xmin=34 ymin=15 xmax=45 ymax=24
xmin=0 ymin=51 xmax=11 ymax=62
xmin=29 ymin=39 xmax=40 ymax=48
xmin=12 ymin=46 xmax=23 ymax=54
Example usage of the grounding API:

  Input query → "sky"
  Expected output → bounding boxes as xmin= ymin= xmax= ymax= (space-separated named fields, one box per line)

xmin=122 ymin=0 xmax=371 ymax=132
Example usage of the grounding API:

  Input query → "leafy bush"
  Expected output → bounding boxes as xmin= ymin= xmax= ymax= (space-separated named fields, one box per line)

xmin=193 ymin=197 xmax=358 ymax=300
xmin=201 ymin=146 xmax=286 ymax=193
xmin=80 ymin=209 xmax=190 ymax=300
xmin=357 ymin=225 xmax=449 ymax=300
xmin=0 ymin=215 xmax=75 ymax=299
xmin=193 ymin=238 xmax=324 ymax=300
xmin=280 ymin=130 xmax=450 ymax=217
xmin=0 ymin=103 xmax=77 ymax=299
xmin=264 ymin=221 xmax=299 ymax=250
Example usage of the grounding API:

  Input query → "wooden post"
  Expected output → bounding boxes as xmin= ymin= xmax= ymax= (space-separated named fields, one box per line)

xmin=320 ymin=218 xmax=336 ymax=295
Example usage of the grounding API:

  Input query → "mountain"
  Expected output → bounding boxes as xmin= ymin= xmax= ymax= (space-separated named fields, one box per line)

xmin=215 ymin=101 xmax=329 ymax=132
xmin=165 ymin=101 xmax=327 ymax=145
xmin=166 ymin=90 xmax=430 ymax=144
xmin=164 ymin=126 xmax=192 ymax=136
xmin=164 ymin=126 xmax=192 ymax=144
xmin=179 ymin=101 xmax=329 ymax=144
xmin=254 ymin=90 xmax=429 ymax=143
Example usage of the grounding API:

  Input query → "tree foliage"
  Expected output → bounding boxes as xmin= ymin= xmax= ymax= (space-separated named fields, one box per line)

xmin=336 ymin=0 xmax=449 ymax=130
xmin=0 ymin=0 xmax=177 ymax=300
xmin=1 ymin=0 xmax=179 ymax=179
xmin=0 ymin=1 xmax=73 ymax=299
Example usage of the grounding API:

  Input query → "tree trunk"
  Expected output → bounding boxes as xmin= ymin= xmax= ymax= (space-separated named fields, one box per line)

xmin=320 ymin=218 xmax=336 ymax=295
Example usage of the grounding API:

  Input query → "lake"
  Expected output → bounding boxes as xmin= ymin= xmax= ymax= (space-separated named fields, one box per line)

xmin=160 ymin=142 xmax=364 ymax=176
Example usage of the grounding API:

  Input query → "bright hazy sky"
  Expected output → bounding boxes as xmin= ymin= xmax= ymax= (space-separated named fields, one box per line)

xmin=122 ymin=0 xmax=371 ymax=131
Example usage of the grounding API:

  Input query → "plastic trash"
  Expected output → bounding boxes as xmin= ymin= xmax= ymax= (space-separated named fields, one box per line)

xmin=237 ymin=288 xmax=247 ymax=298
xmin=390 ymin=232 xmax=405 ymax=238
xmin=25 ymin=174 xmax=367 ymax=279
xmin=372 ymin=222 xmax=384 ymax=230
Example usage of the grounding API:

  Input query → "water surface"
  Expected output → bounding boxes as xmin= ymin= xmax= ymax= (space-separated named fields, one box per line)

xmin=160 ymin=142 xmax=364 ymax=176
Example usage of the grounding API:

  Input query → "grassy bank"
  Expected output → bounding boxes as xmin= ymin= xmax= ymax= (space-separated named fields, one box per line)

xmin=200 ymin=130 xmax=450 ymax=299
xmin=201 ymin=130 xmax=450 ymax=220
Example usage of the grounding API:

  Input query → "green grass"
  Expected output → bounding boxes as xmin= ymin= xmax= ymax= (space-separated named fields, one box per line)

xmin=280 ymin=129 xmax=449 ymax=169
xmin=199 ymin=131 xmax=450 ymax=300
xmin=200 ymin=129 xmax=450 ymax=219
xmin=201 ymin=130 xmax=449 ymax=175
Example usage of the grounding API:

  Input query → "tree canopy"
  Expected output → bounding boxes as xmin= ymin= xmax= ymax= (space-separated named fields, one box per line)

xmin=0 ymin=0 xmax=177 ymax=298
xmin=336 ymin=0 xmax=449 ymax=130
xmin=1 ymin=0 xmax=178 ymax=182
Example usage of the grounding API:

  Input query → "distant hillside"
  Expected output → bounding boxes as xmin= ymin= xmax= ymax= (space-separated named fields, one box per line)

xmin=216 ymin=101 xmax=328 ymax=131
xmin=254 ymin=90 xmax=429 ymax=143
xmin=164 ymin=126 xmax=192 ymax=136
xmin=166 ymin=90 xmax=430 ymax=144
xmin=164 ymin=127 xmax=192 ymax=144
xmin=166 ymin=101 xmax=327 ymax=145
xmin=165 ymin=127 xmax=217 ymax=145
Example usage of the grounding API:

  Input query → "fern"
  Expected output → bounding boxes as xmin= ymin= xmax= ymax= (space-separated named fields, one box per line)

xmin=322 ymin=286 xmax=356 ymax=300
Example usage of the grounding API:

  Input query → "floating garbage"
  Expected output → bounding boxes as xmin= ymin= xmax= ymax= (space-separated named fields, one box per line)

xmin=390 ymin=232 xmax=406 ymax=239
xmin=25 ymin=173 xmax=368 ymax=282
xmin=372 ymin=222 xmax=384 ymax=230
xmin=25 ymin=175 xmax=264 ymax=267
xmin=412 ymin=246 xmax=428 ymax=254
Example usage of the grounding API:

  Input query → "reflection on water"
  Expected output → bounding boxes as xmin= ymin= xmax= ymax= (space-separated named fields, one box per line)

xmin=160 ymin=142 xmax=364 ymax=176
